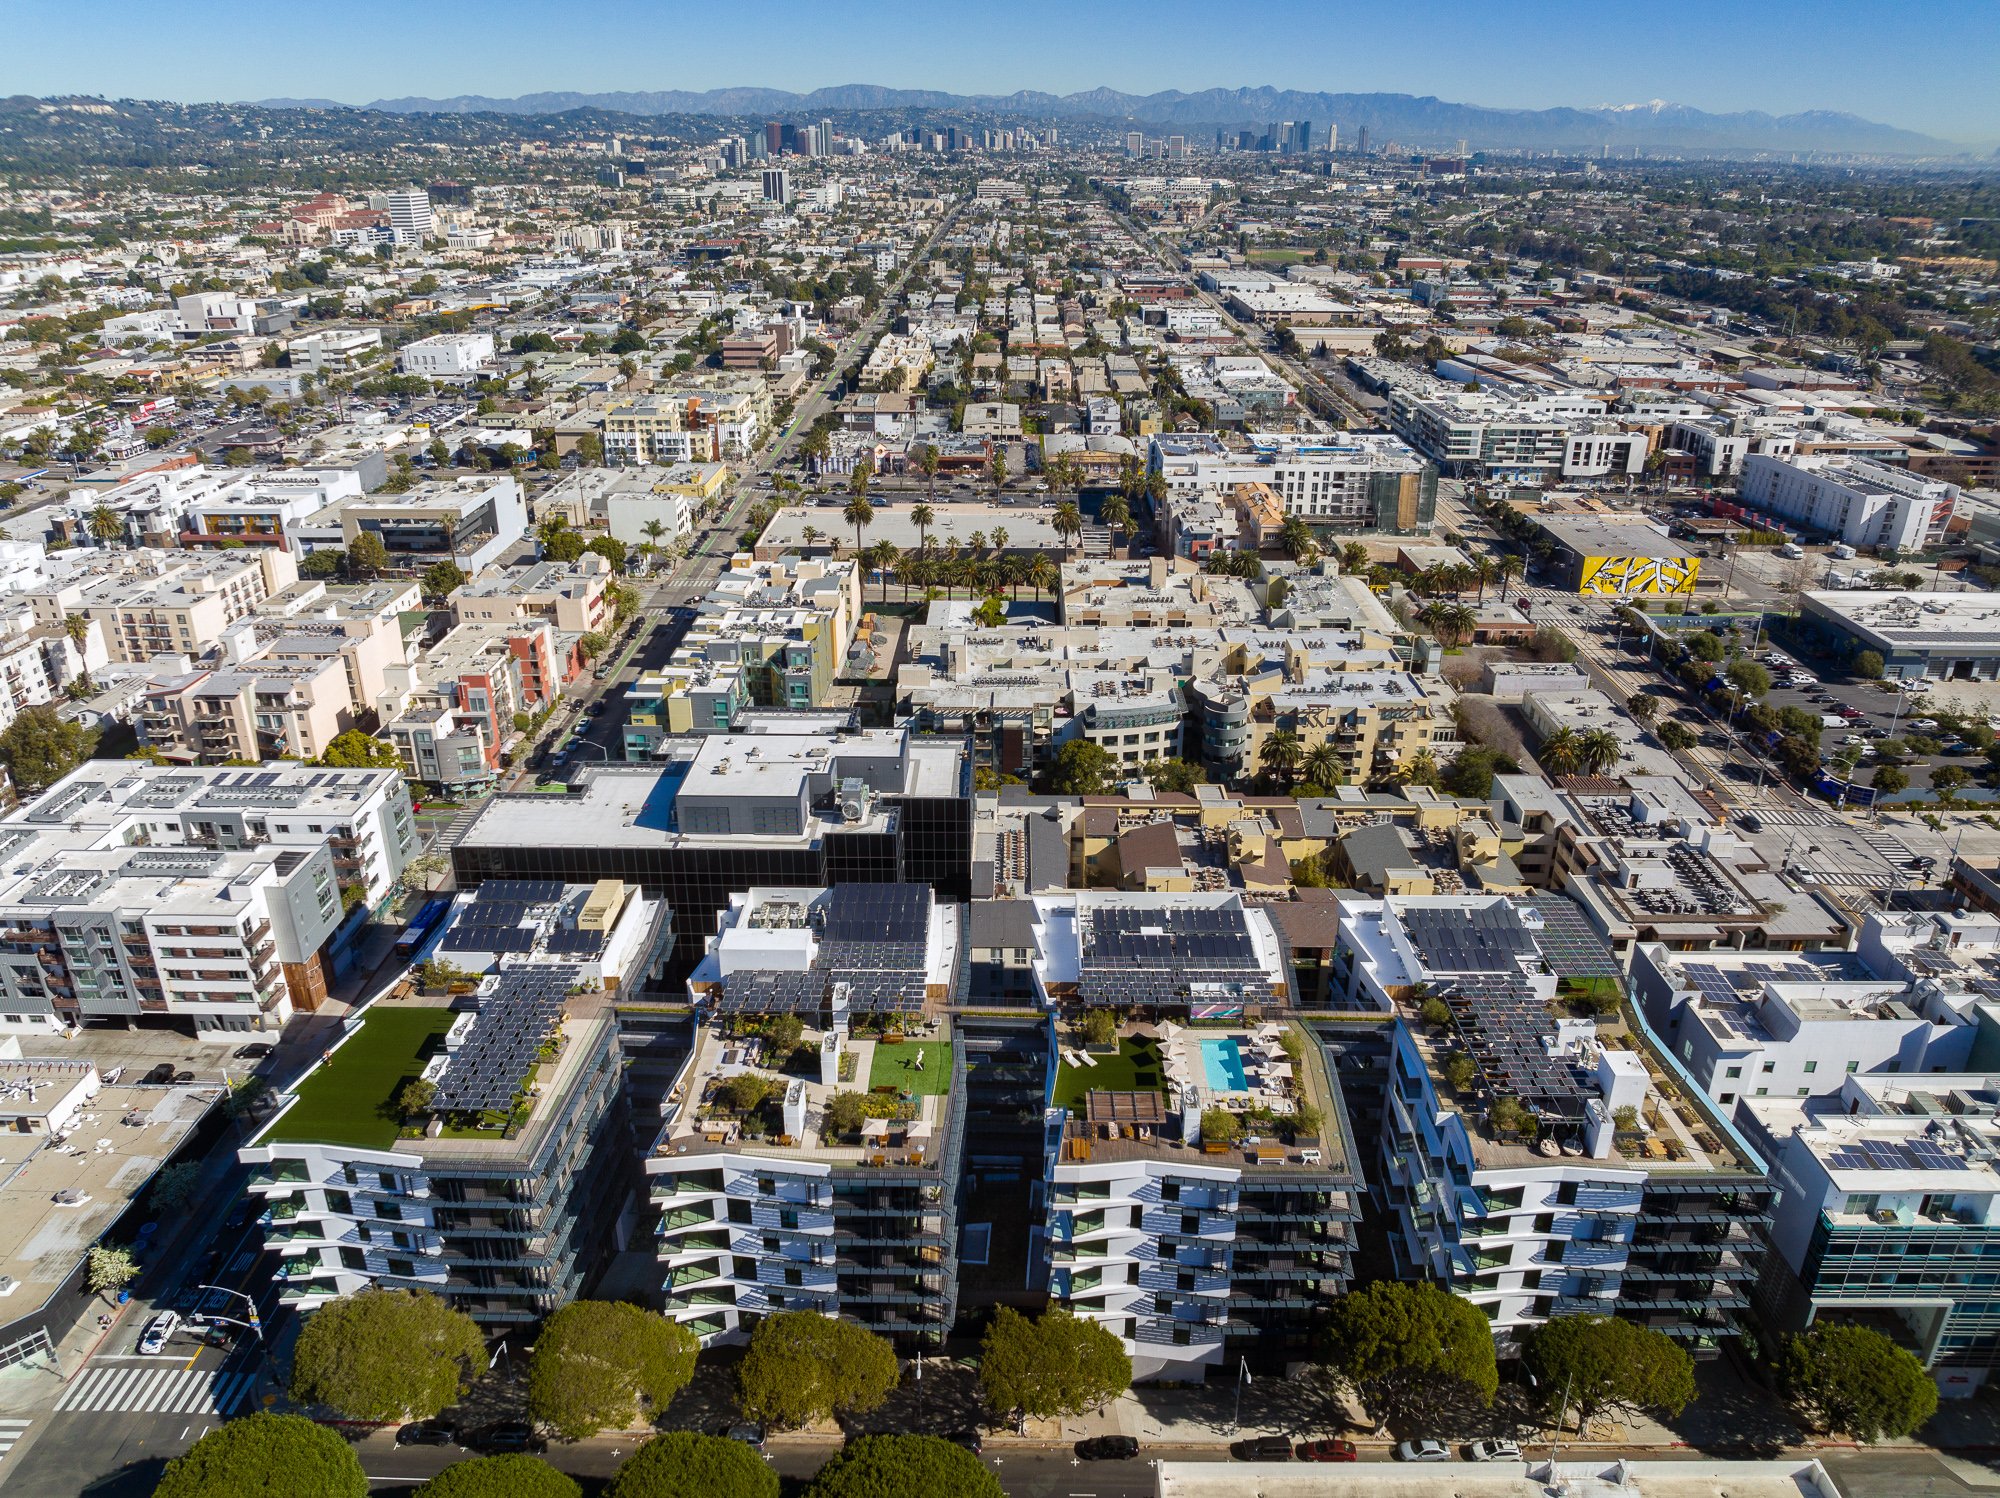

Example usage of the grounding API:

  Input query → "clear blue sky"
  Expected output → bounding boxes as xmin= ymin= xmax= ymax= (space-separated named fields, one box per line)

xmin=9 ymin=0 xmax=1997 ymax=144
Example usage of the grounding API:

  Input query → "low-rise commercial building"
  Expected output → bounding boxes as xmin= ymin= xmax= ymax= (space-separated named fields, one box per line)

xmin=1532 ymin=517 xmax=1703 ymax=597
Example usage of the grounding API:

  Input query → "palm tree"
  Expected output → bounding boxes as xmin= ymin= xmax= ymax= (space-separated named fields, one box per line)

xmin=1260 ymin=730 xmax=1304 ymax=791
xmin=800 ymin=425 xmax=831 ymax=475
xmin=1497 ymin=554 xmax=1526 ymax=602
xmin=968 ymin=530 xmax=987 ymax=555
xmin=1052 ymin=501 xmax=1083 ymax=557
xmin=1540 ymin=727 xmax=1583 ymax=777
xmin=865 ymin=541 xmax=899 ymax=603
xmin=916 ymin=443 xmax=940 ymax=504
xmin=1029 ymin=553 xmax=1058 ymax=599
xmin=801 ymin=524 xmax=821 ymax=550
xmin=1473 ymin=557 xmax=1497 ymax=602
xmin=642 ymin=518 xmax=667 ymax=560
xmin=991 ymin=526 xmax=1009 ymax=555
xmin=87 ymin=505 xmax=123 ymax=547
xmin=842 ymin=491 xmax=874 ymax=564
xmin=1441 ymin=604 xmax=1478 ymax=648
xmin=1302 ymin=741 xmax=1343 ymax=790
xmin=62 ymin=612 xmax=90 ymax=647
xmin=1100 ymin=494 xmax=1131 ymax=541
xmin=1340 ymin=541 xmax=1371 ymax=575
xmin=1578 ymin=728 xmax=1622 ymax=778
xmin=1280 ymin=517 xmax=1317 ymax=563
xmin=911 ymin=503 xmax=935 ymax=556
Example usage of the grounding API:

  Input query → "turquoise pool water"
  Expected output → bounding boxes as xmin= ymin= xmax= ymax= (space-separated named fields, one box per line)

xmin=1200 ymin=1036 xmax=1247 ymax=1092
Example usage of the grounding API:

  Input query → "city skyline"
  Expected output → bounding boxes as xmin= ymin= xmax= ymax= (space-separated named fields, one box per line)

xmin=8 ymin=0 xmax=1998 ymax=146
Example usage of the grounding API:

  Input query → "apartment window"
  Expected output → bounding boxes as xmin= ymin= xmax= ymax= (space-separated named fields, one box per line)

xmin=1846 ymin=1061 xmax=1861 ymax=1074
xmin=339 ymin=1247 xmax=366 ymax=1270
xmin=1803 ymin=1061 xmax=1818 ymax=1075
xmin=374 ymin=1200 xmax=402 ymax=1221
xmin=1718 ymin=1093 xmax=1735 ymax=1104
xmin=378 ymin=1172 xmax=397 ymax=1192
xmin=1724 ymin=1066 xmax=1742 ymax=1079
xmin=1761 ymin=1062 xmax=1776 ymax=1074
xmin=1755 ymin=1087 xmax=1769 ymax=1097
xmin=388 ymin=1258 xmax=414 ymax=1278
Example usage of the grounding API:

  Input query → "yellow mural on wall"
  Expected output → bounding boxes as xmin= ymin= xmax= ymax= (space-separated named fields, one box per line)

xmin=1578 ymin=554 xmax=1700 ymax=596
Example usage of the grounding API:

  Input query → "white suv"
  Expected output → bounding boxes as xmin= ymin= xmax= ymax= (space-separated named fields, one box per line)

xmin=139 ymin=1310 xmax=180 ymax=1355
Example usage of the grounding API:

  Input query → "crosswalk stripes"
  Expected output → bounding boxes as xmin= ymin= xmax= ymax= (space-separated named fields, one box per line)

xmin=0 ymin=1416 xmax=30 ymax=1460
xmin=1861 ymin=828 xmax=1913 ymax=864
xmin=54 ymin=1365 xmax=256 ymax=1417
xmin=1756 ymin=804 xmax=1841 ymax=828
xmin=438 ymin=805 xmax=483 ymax=850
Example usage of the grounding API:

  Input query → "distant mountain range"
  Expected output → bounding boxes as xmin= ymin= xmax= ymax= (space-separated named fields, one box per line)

xmin=251 ymin=85 xmax=1962 ymax=156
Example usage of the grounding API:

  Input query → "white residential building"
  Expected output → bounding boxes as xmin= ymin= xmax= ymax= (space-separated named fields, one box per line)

xmin=1740 ymin=453 xmax=1961 ymax=551
xmin=397 ymin=332 xmax=497 ymax=384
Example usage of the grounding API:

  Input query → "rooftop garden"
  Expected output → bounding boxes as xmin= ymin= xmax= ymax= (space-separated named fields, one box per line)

xmin=1052 ymin=1035 xmax=1163 ymax=1112
xmin=867 ymin=1033 xmax=952 ymax=1098
xmin=258 ymin=1005 xmax=456 ymax=1151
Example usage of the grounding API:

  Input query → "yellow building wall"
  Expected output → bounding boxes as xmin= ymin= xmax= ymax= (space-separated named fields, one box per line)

xmin=1578 ymin=554 xmax=1700 ymax=596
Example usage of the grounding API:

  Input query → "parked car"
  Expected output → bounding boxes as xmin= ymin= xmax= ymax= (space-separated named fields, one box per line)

xmin=723 ymin=1423 xmax=767 ymax=1452
xmin=1395 ymin=1439 xmax=1452 ymax=1463
xmin=1296 ymin=1438 xmax=1359 ymax=1462
xmin=1076 ymin=1436 xmax=1141 ymax=1460
xmin=1911 ymin=719 xmax=1941 ymax=732
xmin=396 ymin=1422 xmax=460 ymax=1448
xmin=233 ymin=1042 xmax=274 ymax=1060
xmin=139 ymin=1311 xmax=180 ymax=1354
xmin=462 ymin=1421 xmax=545 ymax=1455
xmin=1467 ymin=1439 xmax=1522 ymax=1462
xmin=1231 ymin=1436 xmax=1293 ymax=1461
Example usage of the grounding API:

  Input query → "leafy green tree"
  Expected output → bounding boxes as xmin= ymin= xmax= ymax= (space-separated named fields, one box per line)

xmin=289 ymin=1288 xmax=485 ymax=1422
xmin=150 ymin=1160 xmax=203 ymax=1211
xmin=1782 ymin=1323 xmax=1938 ymax=1441
xmin=527 ymin=1301 xmax=699 ymax=1440
xmin=300 ymin=548 xmax=345 ymax=578
xmin=587 ymin=535 xmax=629 ymax=569
xmin=346 ymin=530 xmax=390 ymax=579
xmin=86 ymin=1243 xmax=137 ymax=1298
xmin=1871 ymin=765 xmax=1910 ymax=796
xmin=604 ymin=1432 xmax=777 ymax=1498
xmin=736 ymin=1311 xmax=898 ymax=1429
xmin=1657 ymin=721 xmax=1697 ymax=753
xmin=805 ymin=1435 xmax=1003 ymax=1498
xmin=421 ymin=561 xmax=467 ymax=602
xmin=314 ymin=731 xmax=404 ymax=770
xmin=418 ymin=1456 xmax=580 ymax=1498
xmin=1726 ymin=660 xmax=1771 ymax=704
xmin=1521 ymin=1314 xmax=1696 ymax=1432
xmin=1686 ymin=631 xmax=1724 ymax=663
xmin=154 ymin=1413 xmax=367 ymax=1498
xmin=1440 ymin=744 xmax=1516 ymax=800
xmin=978 ymin=1307 xmax=1133 ymax=1423
xmin=1050 ymin=739 xmax=1113 ymax=795
xmin=1853 ymin=650 xmax=1885 ymax=680
xmin=543 ymin=529 xmax=587 ymax=563
xmin=579 ymin=630 xmax=610 ymax=660
xmin=0 ymin=704 xmax=99 ymax=793
xmin=1320 ymin=1280 xmax=1498 ymax=1405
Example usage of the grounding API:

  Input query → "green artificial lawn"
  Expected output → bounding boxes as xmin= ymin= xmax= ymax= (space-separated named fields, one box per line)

xmin=259 ymin=1006 xmax=456 ymax=1149
xmin=867 ymin=1036 xmax=953 ymax=1098
xmin=1051 ymin=1037 xmax=1164 ymax=1111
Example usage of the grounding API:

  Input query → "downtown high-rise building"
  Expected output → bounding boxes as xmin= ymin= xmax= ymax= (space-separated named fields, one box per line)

xmin=385 ymin=188 xmax=432 ymax=245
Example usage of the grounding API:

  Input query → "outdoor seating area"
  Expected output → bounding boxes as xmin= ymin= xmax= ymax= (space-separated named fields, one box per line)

xmin=1158 ymin=1019 xmax=1302 ymax=1116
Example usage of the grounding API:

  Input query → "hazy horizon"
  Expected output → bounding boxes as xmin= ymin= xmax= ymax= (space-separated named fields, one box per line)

xmin=8 ymin=0 xmax=1998 ymax=146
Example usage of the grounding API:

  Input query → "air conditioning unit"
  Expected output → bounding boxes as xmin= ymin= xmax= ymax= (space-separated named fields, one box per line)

xmin=838 ymin=777 xmax=873 ymax=824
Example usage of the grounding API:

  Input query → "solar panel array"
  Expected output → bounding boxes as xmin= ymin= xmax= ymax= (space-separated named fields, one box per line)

xmin=1441 ymin=973 xmax=1594 ymax=1126
xmin=1518 ymin=898 xmax=1623 ymax=982
xmin=431 ymin=964 xmax=577 ymax=1113
xmin=1404 ymin=904 xmax=1536 ymax=975
xmin=715 ymin=884 xmax=936 ymax=1017
xmin=1825 ymin=1136 xmax=1970 ymax=1173
xmin=475 ymin=880 xmax=562 ymax=905
xmin=440 ymin=923 xmax=535 ymax=954
xmin=1074 ymin=905 xmax=1266 ymax=1006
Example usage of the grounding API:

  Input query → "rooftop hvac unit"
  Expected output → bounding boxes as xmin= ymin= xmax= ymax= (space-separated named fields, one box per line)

xmin=839 ymin=778 xmax=874 ymax=824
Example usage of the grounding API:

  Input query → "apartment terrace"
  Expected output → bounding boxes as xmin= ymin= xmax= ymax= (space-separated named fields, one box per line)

xmin=654 ymin=1017 xmax=957 ymax=1168
xmin=1052 ymin=1018 xmax=1343 ymax=1175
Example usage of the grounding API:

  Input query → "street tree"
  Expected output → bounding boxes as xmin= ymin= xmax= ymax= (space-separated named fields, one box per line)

xmin=805 ymin=1435 xmax=1004 ymax=1498
xmin=979 ymin=1307 xmax=1133 ymax=1424
xmin=0 ymin=704 xmax=99 ymax=793
xmin=1320 ymin=1280 xmax=1498 ymax=1408
xmin=154 ymin=1412 xmax=367 ymax=1498
xmin=1657 ymin=721 xmax=1698 ymax=753
xmin=418 ymin=1456 xmax=581 ymax=1498
xmin=1782 ymin=1323 xmax=1937 ymax=1442
xmin=1626 ymin=693 xmax=1659 ymax=723
xmin=604 ymin=1432 xmax=778 ymax=1498
xmin=526 ymin=1301 xmax=699 ymax=1440
xmin=86 ymin=1243 xmax=138 ymax=1299
xmin=1520 ymin=1314 xmax=1696 ymax=1433
xmin=150 ymin=1160 xmax=203 ymax=1212
xmin=736 ymin=1311 xmax=898 ymax=1429
xmin=288 ymin=1288 xmax=485 ymax=1423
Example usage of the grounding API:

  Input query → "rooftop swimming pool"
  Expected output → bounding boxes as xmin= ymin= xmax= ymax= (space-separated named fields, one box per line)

xmin=1200 ymin=1035 xmax=1247 ymax=1093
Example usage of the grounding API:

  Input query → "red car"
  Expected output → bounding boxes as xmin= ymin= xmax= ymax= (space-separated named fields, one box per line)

xmin=1297 ymin=1439 xmax=1359 ymax=1462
